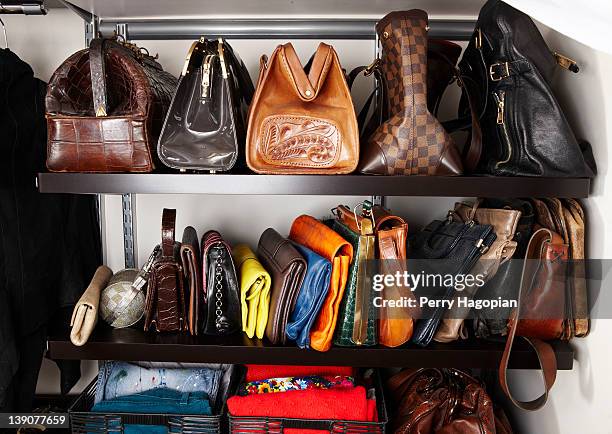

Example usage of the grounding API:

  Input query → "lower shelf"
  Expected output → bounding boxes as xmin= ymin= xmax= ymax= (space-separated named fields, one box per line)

xmin=47 ymin=328 xmax=574 ymax=369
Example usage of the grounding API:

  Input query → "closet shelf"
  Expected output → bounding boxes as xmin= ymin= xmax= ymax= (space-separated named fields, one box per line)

xmin=47 ymin=328 xmax=574 ymax=369
xmin=37 ymin=173 xmax=590 ymax=197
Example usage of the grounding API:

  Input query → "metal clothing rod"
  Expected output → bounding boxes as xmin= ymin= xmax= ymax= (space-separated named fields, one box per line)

xmin=98 ymin=19 xmax=476 ymax=41
xmin=0 ymin=1 xmax=46 ymax=14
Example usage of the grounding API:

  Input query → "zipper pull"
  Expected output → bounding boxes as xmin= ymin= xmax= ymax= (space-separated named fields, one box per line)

xmin=132 ymin=245 xmax=161 ymax=291
xmin=493 ymin=91 xmax=505 ymax=124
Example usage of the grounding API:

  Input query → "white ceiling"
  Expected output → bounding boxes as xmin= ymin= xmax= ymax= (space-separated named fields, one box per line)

xmin=62 ymin=0 xmax=486 ymax=19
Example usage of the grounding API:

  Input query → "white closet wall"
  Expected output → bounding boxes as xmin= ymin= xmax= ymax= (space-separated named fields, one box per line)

xmin=4 ymin=5 xmax=611 ymax=434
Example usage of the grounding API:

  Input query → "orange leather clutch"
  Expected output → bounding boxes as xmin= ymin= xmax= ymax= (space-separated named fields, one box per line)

xmin=289 ymin=215 xmax=353 ymax=351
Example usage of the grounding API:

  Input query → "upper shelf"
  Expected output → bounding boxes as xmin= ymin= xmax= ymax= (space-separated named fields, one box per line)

xmin=37 ymin=173 xmax=591 ymax=197
xmin=59 ymin=0 xmax=485 ymax=20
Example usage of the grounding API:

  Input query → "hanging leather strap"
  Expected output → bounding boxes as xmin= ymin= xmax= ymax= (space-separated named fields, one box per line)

xmin=89 ymin=38 xmax=109 ymax=117
xmin=347 ymin=63 xmax=388 ymax=140
xmin=161 ymin=208 xmax=176 ymax=258
xmin=498 ymin=228 xmax=558 ymax=411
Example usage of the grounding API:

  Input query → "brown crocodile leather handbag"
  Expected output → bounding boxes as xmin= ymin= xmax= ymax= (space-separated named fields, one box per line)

xmin=246 ymin=42 xmax=359 ymax=174
xmin=46 ymin=37 xmax=177 ymax=172
xmin=144 ymin=208 xmax=187 ymax=332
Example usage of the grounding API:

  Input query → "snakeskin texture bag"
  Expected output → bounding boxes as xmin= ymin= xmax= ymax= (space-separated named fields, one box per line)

xmin=46 ymin=37 xmax=177 ymax=172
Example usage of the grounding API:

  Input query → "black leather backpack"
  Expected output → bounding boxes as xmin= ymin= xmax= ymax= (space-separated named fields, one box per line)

xmin=459 ymin=0 xmax=596 ymax=177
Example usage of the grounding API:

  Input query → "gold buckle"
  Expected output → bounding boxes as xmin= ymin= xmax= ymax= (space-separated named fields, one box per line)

xmin=364 ymin=58 xmax=380 ymax=76
xmin=489 ymin=62 xmax=509 ymax=81
xmin=554 ymin=52 xmax=579 ymax=73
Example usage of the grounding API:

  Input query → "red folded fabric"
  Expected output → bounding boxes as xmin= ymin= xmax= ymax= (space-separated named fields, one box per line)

xmin=228 ymin=386 xmax=376 ymax=420
xmin=245 ymin=365 xmax=355 ymax=382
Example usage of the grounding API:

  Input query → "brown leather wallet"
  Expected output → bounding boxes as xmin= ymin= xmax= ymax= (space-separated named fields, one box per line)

xmin=144 ymin=209 xmax=187 ymax=332
xmin=180 ymin=226 xmax=202 ymax=336
xmin=257 ymin=228 xmax=306 ymax=344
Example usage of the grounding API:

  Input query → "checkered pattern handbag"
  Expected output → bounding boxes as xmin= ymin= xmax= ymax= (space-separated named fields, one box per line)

xmin=359 ymin=10 xmax=463 ymax=176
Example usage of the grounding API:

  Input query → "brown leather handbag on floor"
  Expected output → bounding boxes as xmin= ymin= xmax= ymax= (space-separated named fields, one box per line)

xmin=246 ymin=42 xmax=359 ymax=174
xmin=359 ymin=10 xmax=463 ymax=176
xmin=387 ymin=368 xmax=514 ymax=434
xmin=46 ymin=37 xmax=177 ymax=172
xmin=144 ymin=209 xmax=187 ymax=332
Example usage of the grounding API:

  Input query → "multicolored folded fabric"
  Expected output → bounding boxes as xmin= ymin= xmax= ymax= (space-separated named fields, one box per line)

xmin=245 ymin=365 xmax=355 ymax=382
xmin=237 ymin=375 xmax=355 ymax=396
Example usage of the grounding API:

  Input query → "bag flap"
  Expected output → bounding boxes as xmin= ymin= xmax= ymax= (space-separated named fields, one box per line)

xmin=257 ymin=228 xmax=305 ymax=273
xmin=279 ymin=42 xmax=334 ymax=102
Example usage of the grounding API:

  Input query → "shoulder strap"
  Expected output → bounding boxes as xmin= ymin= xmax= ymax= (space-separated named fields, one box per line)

xmin=89 ymin=38 xmax=108 ymax=117
xmin=499 ymin=228 xmax=558 ymax=411
xmin=348 ymin=62 xmax=388 ymax=140
xmin=162 ymin=208 xmax=176 ymax=257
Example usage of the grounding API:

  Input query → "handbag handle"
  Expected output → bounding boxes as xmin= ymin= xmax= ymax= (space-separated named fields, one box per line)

xmin=161 ymin=208 xmax=176 ymax=258
xmin=89 ymin=38 xmax=109 ymax=117
xmin=281 ymin=42 xmax=333 ymax=101
xmin=499 ymin=228 xmax=558 ymax=411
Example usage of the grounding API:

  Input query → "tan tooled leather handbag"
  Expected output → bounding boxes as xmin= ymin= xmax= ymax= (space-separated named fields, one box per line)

xmin=246 ymin=43 xmax=359 ymax=174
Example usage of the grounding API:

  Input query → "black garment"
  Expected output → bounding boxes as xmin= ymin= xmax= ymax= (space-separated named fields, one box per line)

xmin=0 ymin=48 xmax=101 ymax=409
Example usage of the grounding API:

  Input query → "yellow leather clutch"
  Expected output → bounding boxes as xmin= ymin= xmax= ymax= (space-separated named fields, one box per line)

xmin=232 ymin=244 xmax=272 ymax=339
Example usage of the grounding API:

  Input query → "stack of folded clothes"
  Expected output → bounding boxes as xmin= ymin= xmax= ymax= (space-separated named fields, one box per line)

xmin=228 ymin=365 xmax=378 ymax=433
xmin=91 ymin=362 xmax=235 ymax=433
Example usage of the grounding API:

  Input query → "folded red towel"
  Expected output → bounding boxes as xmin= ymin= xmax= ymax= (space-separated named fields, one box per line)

xmin=228 ymin=386 xmax=376 ymax=420
xmin=245 ymin=365 xmax=355 ymax=382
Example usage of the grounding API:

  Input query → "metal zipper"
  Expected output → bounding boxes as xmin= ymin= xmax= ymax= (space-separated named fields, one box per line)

xmin=493 ymin=90 xmax=513 ymax=169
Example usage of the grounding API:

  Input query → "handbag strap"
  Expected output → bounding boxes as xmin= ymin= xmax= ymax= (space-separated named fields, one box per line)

xmin=89 ymin=38 xmax=109 ymax=117
xmin=161 ymin=208 xmax=176 ymax=258
xmin=498 ymin=228 xmax=558 ymax=411
xmin=347 ymin=62 xmax=388 ymax=140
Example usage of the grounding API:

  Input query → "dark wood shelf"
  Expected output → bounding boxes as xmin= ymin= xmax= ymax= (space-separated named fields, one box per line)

xmin=37 ymin=173 xmax=590 ymax=197
xmin=47 ymin=328 xmax=574 ymax=369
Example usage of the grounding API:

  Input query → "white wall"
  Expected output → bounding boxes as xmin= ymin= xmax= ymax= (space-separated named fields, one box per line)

xmin=505 ymin=25 xmax=612 ymax=434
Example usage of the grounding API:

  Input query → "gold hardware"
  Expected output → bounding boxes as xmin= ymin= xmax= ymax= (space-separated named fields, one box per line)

xmin=475 ymin=28 xmax=482 ymax=49
xmin=493 ymin=90 xmax=505 ymax=124
xmin=95 ymin=105 xmax=107 ymax=117
xmin=364 ymin=58 xmax=380 ymax=76
xmin=305 ymin=89 xmax=312 ymax=97
xmin=201 ymin=55 xmax=214 ymax=97
xmin=383 ymin=31 xmax=389 ymax=39
xmin=182 ymin=39 xmax=201 ymax=76
xmin=425 ymin=25 xmax=430 ymax=32
xmin=218 ymin=38 xmax=228 ymax=79
xmin=554 ymin=52 xmax=579 ymax=73
xmin=489 ymin=62 xmax=509 ymax=81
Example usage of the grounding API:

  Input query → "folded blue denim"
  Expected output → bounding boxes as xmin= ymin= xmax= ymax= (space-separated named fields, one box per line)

xmin=95 ymin=361 xmax=221 ymax=405
xmin=286 ymin=243 xmax=332 ymax=348
xmin=91 ymin=387 xmax=212 ymax=415
xmin=99 ymin=422 xmax=167 ymax=434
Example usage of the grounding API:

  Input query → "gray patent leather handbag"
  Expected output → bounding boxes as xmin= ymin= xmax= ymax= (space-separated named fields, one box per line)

xmin=158 ymin=38 xmax=253 ymax=172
